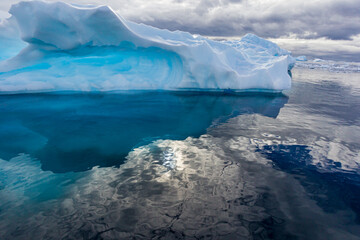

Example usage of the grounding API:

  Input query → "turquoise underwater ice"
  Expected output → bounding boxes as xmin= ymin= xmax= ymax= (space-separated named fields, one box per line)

xmin=0 ymin=92 xmax=288 ymax=172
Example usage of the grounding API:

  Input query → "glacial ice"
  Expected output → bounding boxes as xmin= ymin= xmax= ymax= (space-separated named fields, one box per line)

xmin=0 ymin=1 xmax=295 ymax=92
xmin=295 ymin=56 xmax=307 ymax=62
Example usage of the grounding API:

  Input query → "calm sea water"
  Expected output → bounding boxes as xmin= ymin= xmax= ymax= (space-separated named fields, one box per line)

xmin=0 ymin=68 xmax=359 ymax=239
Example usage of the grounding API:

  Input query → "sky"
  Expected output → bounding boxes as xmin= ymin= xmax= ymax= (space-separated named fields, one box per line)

xmin=1 ymin=0 xmax=360 ymax=61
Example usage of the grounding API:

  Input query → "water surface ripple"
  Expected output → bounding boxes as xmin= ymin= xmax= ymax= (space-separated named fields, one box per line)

xmin=0 ymin=68 xmax=360 ymax=239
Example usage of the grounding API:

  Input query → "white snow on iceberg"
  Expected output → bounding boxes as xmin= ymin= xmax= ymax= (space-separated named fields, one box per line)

xmin=0 ymin=1 xmax=294 ymax=92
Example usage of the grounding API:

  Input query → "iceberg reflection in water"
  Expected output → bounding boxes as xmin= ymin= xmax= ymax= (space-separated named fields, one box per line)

xmin=0 ymin=91 xmax=287 ymax=173
xmin=0 ymin=68 xmax=360 ymax=239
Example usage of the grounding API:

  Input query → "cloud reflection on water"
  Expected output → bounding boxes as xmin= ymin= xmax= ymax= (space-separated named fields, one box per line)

xmin=1 ymin=68 xmax=360 ymax=239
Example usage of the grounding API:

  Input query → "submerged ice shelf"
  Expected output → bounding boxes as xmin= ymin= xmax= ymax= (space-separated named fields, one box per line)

xmin=0 ymin=1 xmax=295 ymax=92
xmin=0 ymin=92 xmax=288 ymax=172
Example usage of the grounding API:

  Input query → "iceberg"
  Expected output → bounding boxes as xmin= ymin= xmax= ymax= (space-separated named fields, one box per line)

xmin=0 ymin=1 xmax=294 ymax=92
xmin=295 ymin=56 xmax=307 ymax=62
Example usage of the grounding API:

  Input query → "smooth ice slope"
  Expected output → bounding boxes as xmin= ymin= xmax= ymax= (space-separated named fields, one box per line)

xmin=0 ymin=1 xmax=294 ymax=92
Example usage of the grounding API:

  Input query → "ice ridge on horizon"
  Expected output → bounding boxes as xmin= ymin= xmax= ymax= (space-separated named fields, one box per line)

xmin=0 ymin=1 xmax=295 ymax=92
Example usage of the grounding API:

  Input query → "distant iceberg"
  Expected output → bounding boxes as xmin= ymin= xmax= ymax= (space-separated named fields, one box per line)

xmin=296 ymin=56 xmax=307 ymax=62
xmin=0 ymin=1 xmax=294 ymax=92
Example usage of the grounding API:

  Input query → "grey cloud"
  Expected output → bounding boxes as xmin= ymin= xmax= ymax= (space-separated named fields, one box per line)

xmin=0 ymin=0 xmax=359 ymax=41
xmin=117 ymin=0 xmax=360 ymax=41
xmin=330 ymin=1 xmax=360 ymax=17
xmin=271 ymin=37 xmax=360 ymax=62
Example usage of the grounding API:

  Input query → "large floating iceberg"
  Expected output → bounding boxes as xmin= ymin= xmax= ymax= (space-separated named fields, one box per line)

xmin=0 ymin=1 xmax=294 ymax=92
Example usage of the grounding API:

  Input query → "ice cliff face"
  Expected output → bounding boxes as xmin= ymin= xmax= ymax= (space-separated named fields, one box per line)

xmin=0 ymin=1 xmax=294 ymax=92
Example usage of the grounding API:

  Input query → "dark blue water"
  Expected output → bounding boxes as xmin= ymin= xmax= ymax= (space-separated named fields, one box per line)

xmin=0 ymin=68 xmax=359 ymax=239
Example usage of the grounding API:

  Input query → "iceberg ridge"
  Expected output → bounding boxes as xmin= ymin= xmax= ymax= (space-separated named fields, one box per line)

xmin=0 ymin=1 xmax=294 ymax=92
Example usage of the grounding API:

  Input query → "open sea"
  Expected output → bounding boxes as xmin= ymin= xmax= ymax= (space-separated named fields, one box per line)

xmin=0 ymin=65 xmax=359 ymax=239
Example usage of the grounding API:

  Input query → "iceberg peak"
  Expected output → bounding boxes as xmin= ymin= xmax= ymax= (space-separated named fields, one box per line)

xmin=0 ymin=1 xmax=294 ymax=93
xmin=9 ymin=1 xmax=142 ymax=50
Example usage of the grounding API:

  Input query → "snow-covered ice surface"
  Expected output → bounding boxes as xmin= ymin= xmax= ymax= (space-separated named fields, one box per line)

xmin=0 ymin=1 xmax=294 ymax=93
xmin=1 ymin=1 xmax=360 ymax=239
